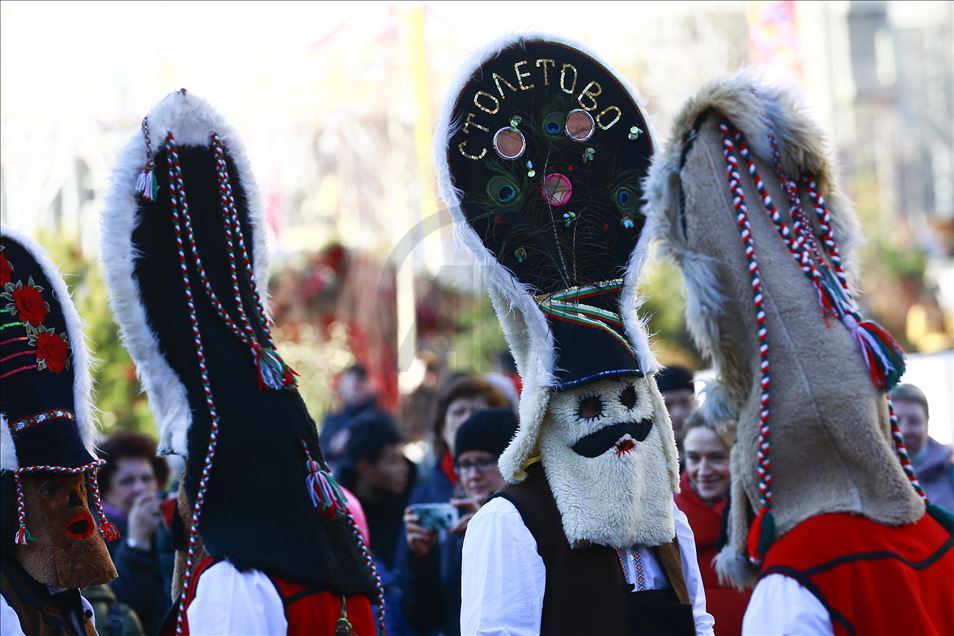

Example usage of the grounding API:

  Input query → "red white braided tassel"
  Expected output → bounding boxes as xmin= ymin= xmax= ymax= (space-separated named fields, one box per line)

xmin=719 ymin=120 xmax=776 ymax=564
xmin=13 ymin=473 xmax=30 ymax=545
xmin=88 ymin=468 xmax=121 ymax=542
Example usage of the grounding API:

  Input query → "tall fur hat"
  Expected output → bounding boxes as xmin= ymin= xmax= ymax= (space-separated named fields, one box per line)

xmin=100 ymin=91 xmax=378 ymax=613
xmin=436 ymin=34 xmax=660 ymax=482
xmin=642 ymin=74 xmax=933 ymax=587
xmin=1 ymin=229 xmax=118 ymax=545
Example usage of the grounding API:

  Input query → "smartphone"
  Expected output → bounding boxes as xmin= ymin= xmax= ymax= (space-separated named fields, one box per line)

xmin=408 ymin=503 xmax=459 ymax=531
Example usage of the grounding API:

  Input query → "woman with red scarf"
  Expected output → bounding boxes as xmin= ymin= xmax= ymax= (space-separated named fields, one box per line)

xmin=675 ymin=414 xmax=751 ymax=635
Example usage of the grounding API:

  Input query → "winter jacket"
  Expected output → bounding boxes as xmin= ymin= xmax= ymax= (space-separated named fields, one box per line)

xmin=81 ymin=585 xmax=144 ymax=636
xmin=103 ymin=502 xmax=174 ymax=636
xmin=911 ymin=437 xmax=954 ymax=513
xmin=403 ymin=530 xmax=466 ymax=636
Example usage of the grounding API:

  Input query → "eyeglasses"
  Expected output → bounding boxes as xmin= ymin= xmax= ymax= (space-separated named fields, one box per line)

xmin=454 ymin=459 xmax=498 ymax=476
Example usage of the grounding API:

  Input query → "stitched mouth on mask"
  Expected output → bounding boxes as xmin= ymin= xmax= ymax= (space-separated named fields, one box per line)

xmin=64 ymin=512 xmax=95 ymax=540
xmin=570 ymin=419 xmax=653 ymax=458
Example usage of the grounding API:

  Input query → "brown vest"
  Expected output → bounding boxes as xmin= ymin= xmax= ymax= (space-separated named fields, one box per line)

xmin=495 ymin=463 xmax=695 ymax=636
xmin=0 ymin=559 xmax=98 ymax=636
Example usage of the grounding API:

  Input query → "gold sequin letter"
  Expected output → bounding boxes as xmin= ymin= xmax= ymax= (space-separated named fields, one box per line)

xmin=577 ymin=81 xmax=602 ymax=111
xmin=560 ymin=63 xmax=578 ymax=95
xmin=458 ymin=141 xmax=487 ymax=160
xmin=596 ymin=106 xmax=623 ymax=130
xmin=514 ymin=61 xmax=534 ymax=91
xmin=536 ymin=59 xmax=555 ymax=86
xmin=474 ymin=91 xmax=500 ymax=114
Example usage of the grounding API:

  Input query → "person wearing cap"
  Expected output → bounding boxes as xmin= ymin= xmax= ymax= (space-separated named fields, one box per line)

xmin=403 ymin=408 xmax=517 ymax=636
xmin=101 ymin=90 xmax=382 ymax=635
xmin=656 ymin=366 xmax=697 ymax=454
xmin=1 ymin=231 xmax=119 ymax=636
xmin=438 ymin=35 xmax=713 ymax=635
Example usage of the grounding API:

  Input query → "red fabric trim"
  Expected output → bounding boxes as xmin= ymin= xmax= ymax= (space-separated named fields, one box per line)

xmin=440 ymin=449 xmax=459 ymax=485
xmin=763 ymin=513 xmax=954 ymax=636
xmin=270 ymin=576 xmax=376 ymax=635
xmin=162 ymin=558 xmax=376 ymax=636
xmin=159 ymin=497 xmax=178 ymax=530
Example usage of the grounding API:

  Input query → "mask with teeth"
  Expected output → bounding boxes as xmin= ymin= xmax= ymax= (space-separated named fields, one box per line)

xmin=539 ymin=375 xmax=680 ymax=549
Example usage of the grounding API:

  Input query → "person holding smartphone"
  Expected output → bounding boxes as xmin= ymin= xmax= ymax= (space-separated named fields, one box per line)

xmin=403 ymin=409 xmax=517 ymax=636
xmin=95 ymin=430 xmax=173 ymax=636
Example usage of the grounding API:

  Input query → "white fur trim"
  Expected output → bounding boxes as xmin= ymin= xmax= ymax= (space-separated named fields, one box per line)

xmin=0 ymin=228 xmax=98 ymax=471
xmin=0 ymin=414 xmax=18 ymax=472
xmin=435 ymin=33 xmax=661 ymax=481
xmin=100 ymin=90 xmax=270 ymax=457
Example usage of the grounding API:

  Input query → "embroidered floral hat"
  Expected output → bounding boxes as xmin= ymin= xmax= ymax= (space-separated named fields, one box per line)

xmin=0 ymin=229 xmax=119 ymax=545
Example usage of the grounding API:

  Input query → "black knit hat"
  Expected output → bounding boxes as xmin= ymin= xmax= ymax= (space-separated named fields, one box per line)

xmin=454 ymin=408 xmax=519 ymax=460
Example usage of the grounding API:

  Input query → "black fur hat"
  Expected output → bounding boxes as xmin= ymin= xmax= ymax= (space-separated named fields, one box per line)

xmin=442 ymin=36 xmax=656 ymax=391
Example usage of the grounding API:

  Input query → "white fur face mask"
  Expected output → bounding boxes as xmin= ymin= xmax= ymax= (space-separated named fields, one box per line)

xmin=539 ymin=375 xmax=680 ymax=549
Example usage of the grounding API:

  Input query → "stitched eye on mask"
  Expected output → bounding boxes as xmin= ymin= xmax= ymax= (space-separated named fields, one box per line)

xmin=619 ymin=385 xmax=637 ymax=409
xmin=577 ymin=395 xmax=603 ymax=420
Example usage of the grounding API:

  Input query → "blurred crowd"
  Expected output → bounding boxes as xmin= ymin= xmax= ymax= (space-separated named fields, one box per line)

xmin=91 ymin=357 xmax=953 ymax=636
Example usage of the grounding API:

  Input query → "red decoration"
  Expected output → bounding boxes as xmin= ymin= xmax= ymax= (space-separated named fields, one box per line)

xmin=0 ymin=252 xmax=12 ymax=287
xmin=12 ymin=284 xmax=48 ymax=326
xmin=35 ymin=331 xmax=69 ymax=373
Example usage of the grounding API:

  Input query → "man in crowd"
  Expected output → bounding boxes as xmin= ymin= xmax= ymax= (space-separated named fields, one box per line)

xmin=341 ymin=412 xmax=412 ymax=572
xmin=96 ymin=431 xmax=173 ymax=635
xmin=891 ymin=383 xmax=954 ymax=512
xmin=403 ymin=408 xmax=518 ymax=636
xmin=656 ymin=366 xmax=697 ymax=457
xmin=321 ymin=364 xmax=388 ymax=471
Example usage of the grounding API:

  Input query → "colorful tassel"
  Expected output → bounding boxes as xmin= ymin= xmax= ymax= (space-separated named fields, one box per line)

xmin=14 ymin=526 xmax=31 ymax=546
xmin=843 ymin=314 xmax=906 ymax=391
xmin=100 ymin=520 xmax=122 ymax=542
xmin=136 ymin=116 xmax=157 ymax=201
xmin=746 ymin=507 xmax=776 ymax=565
xmin=135 ymin=169 xmax=158 ymax=201
xmin=306 ymin=459 xmax=348 ymax=518
xmin=254 ymin=344 xmax=298 ymax=391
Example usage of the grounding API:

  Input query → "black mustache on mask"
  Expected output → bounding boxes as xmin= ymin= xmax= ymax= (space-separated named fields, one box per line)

xmin=570 ymin=418 xmax=654 ymax=458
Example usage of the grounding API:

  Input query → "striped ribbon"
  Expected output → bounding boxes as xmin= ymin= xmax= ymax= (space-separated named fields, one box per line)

xmin=537 ymin=280 xmax=636 ymax=358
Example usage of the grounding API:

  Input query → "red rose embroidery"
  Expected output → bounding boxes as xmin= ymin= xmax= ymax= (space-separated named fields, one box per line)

xmin=35 ymin=331 xmax=69 ymax=373
xmin=0 ymin=252 xmax=11 ymax=287
xmin=12 ymin=284 xmax=47 ymax=326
